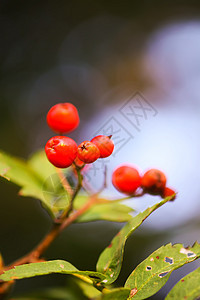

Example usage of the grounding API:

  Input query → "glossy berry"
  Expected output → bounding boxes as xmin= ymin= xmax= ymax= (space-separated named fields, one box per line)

xmin=162 ymin=187 xmax=176 ymax=201
xmin=112 ymin=165 xmax=141 ymax=195
xmin=47 ymin=103 xmax=79 ymax=133
xmin=77 ymin=141 xmax=100 ymax=163
xmin=141 ymin=169 xmax=167 ymax=195
xmin=45 ymin=136 xmax=77 ymax=168
xmin=91 ymin=135 xmax=114 ymax=158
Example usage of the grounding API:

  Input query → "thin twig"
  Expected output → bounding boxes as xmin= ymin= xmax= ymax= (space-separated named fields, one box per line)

xmin=60 ymin=166 xmax=83 ymax=219
xmin=2 ymin=191 xmax=145 ymax=273
xmin=109 ymin=191 xmax=145 ymax=203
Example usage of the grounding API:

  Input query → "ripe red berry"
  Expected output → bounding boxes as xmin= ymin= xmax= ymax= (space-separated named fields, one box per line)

xmin=47 ymin=103 xmax=79 ymax=133
xmin=77 ymin=141 xmax=100 ymax=164
xmin=162 ymin=187 xmax=176 ymax=201
xmin=112 ymin=165 xmax=141 ymax=195
xmin=141 ymin=169 xmax=167 ymax=195
xmin=91 ymin=135 xmax=114 ymax=158
xmin=45 ymin=136 xmax=77 ymax=168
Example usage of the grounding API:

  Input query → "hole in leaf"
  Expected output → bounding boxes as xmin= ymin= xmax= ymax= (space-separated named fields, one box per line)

xmin=187 ymin=252 xmax=195 ymax=257
xmin=158 ymin=271 xmax=169 ymax=278
xmin=164 ymin=257 xmax=174 ymax=264
xmin=180 ymin=248 xmax=196 ymax=258
xmin=146 ymin=266 xmax=152 ymax=271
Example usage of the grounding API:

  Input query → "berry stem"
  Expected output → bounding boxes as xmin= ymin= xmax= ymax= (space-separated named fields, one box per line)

xmin=56 ymin=168 xmax=73 ymax=197
xmin=60 ymin=165 xmax=83 ymax=219
xmin=112 ymin=191 xmax=145 ymax=202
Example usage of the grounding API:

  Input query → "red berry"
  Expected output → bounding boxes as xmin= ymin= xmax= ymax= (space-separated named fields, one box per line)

xmin=77 ymin=141 xmax=100 ymax=163
xmin=112 ymin=165 xmax=141 ymax=195
xmin=47 ymin=103 xmax=79 ymax=133
xmin=91 ymin=135 xmax=114 ymax=158
xmin=45 ymin=136 xmax=77 ymax=168
xmin=141 ymin=169 xmax=167 ymax=195
xmin=162 ymin=187 xmax=176 ymax=200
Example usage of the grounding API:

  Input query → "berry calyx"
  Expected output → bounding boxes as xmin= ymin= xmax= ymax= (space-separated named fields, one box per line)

xmin=162 ymin=187 xmax=176 ymax=201
xmin=47 ymin=103 xmax=79 ymax=134
xmin=45 ymin=136 xmax=77 ymax=168
xmin=141 ymin=169 xmax=167 ymax=195
xmin=77 ymin=141 xmax=100 ymax=163
xmin=91 ymin=135 xmax=114 ymax=158
xmin=112 ymin=165 xmax=141 ymax=195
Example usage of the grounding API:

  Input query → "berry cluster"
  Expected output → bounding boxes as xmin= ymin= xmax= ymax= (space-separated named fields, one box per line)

xmin=45 ymin=103 xmax=114 ymax=168
xmin=112 ymin=165 xmax=176 ymax=199
xmin=45 ymin=102 xmax=175 ymax=200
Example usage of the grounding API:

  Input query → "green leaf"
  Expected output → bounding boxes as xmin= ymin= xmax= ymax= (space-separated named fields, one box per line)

xmin=101 ymin=288 xmax=131 ymax=300
xmin=0 ymin=260 xmax=106 ymax=284
xmin=96 ymin=197 xmax=172 ymax=285
xmin=74 ymin=195 xmax=134 ymax=223
xmin=0 ymin=150 xmax=41 ymax=192
xmin=165 ymin=266 xmax=200 ymax=300
xmin=0 ymin=150 xmax=71 ymax=218
xmin=125 ymin=242 xmax=200 ymax=300
xmin=75 ymin=278 xmax=102 ymax=298
xmin=28 ymin=150 xmax=59 ymax=182
xmin=24 ymin=150 xmax=71 ymax=216
xmin=0 ymin=149 xmax=134 ymax=222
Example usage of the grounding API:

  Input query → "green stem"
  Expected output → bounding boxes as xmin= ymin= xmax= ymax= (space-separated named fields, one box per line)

xmin=59 ymin=166 xmax=83 ymax=220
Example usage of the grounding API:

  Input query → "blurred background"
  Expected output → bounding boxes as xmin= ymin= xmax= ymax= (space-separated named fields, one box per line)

xmin=1 ymin=0 xmax=200 ymax=298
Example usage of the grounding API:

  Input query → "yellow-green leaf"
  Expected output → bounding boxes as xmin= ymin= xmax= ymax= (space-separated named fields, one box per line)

xmin=125 ymin=242 xmax=200 ymax=299
xmin=101 ymin=288 xmax=131 ymax=300
xmin=0 ymin=150 xmax=70 ymax=218
xmin=0 ymin=260 xmax=106 ymax=284
xmin=74 ymin=195 xmax=134 ymax=223
xmin=165 ymin=266 xmax=200 ymax=300
xmin=96 ymin=196 xmax=173 ymax=285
